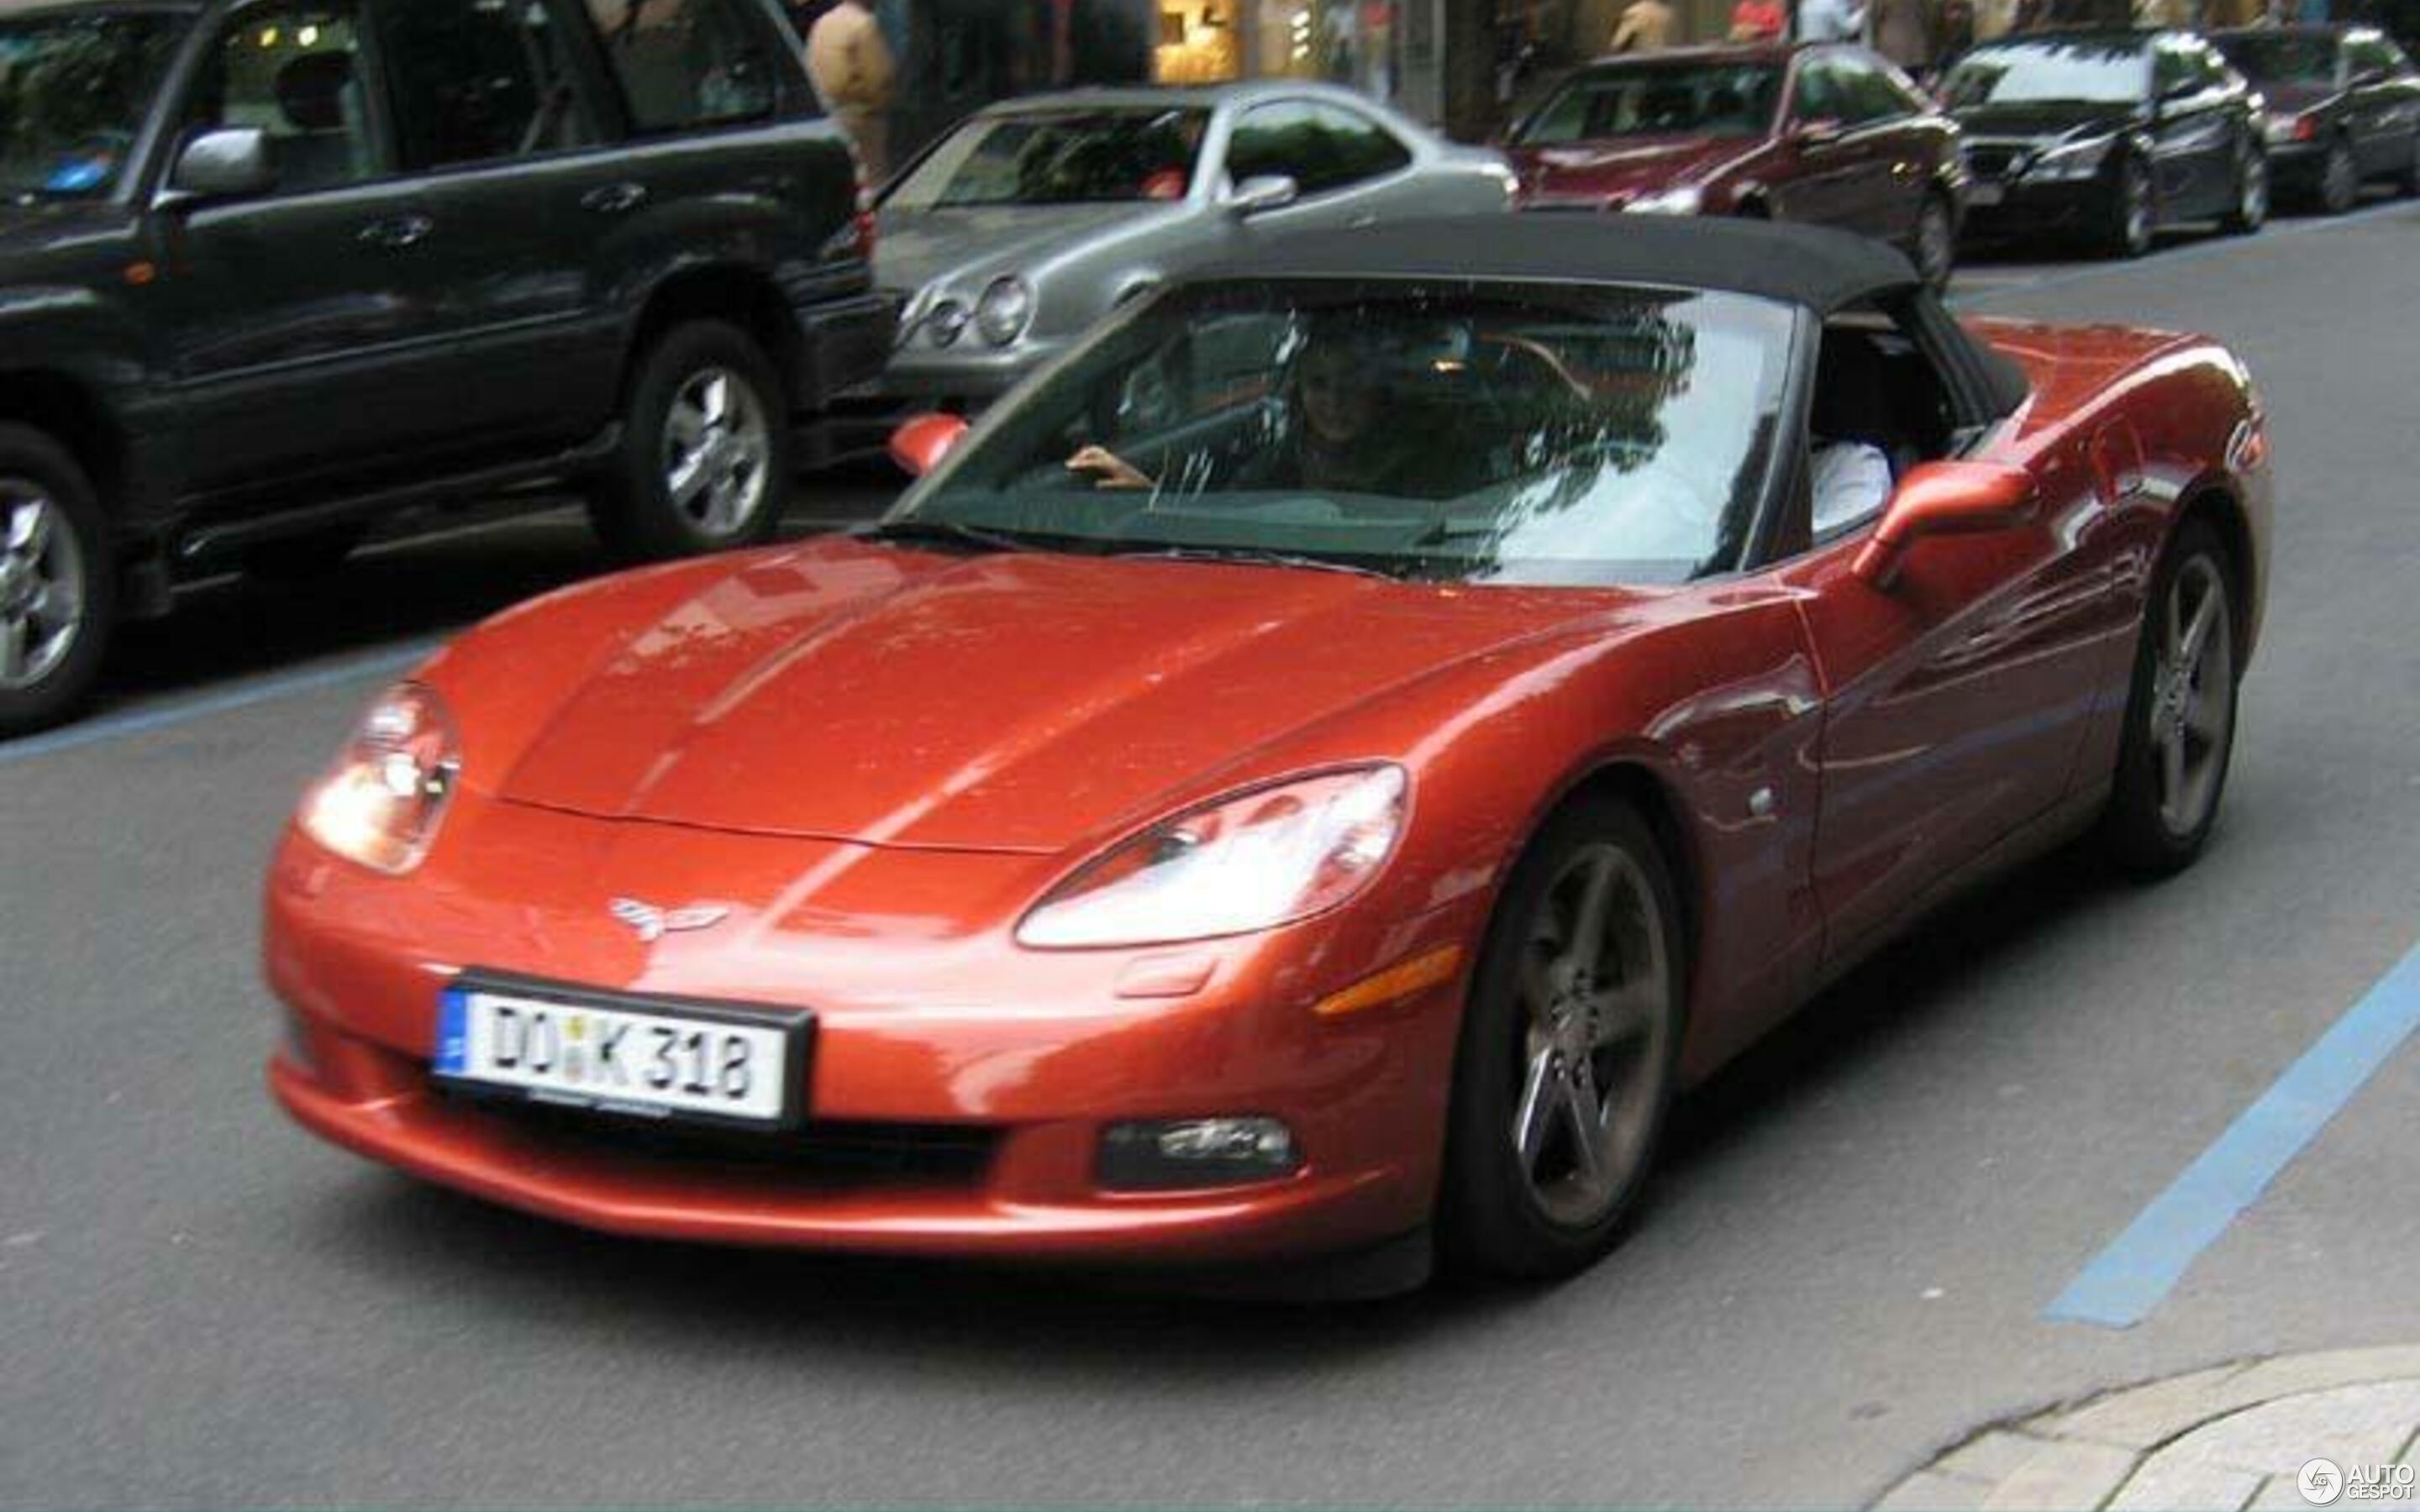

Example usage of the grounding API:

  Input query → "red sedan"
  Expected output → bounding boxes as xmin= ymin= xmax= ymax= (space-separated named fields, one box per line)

xmin=1508 ymin=43 xmax=1967 ymax=287
xmin=266 ymin=219 xmax=2267 ymax=1290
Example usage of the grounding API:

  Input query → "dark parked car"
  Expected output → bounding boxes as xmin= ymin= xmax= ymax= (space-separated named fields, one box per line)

xmin=0 ymin=0 xmax=892 ymax=732
xmin=1505 ymin=44 xmax=1967 ymax=288
xmin=2212 ymin=25 xmax=2420 ymax=213
xmin=1944 ymin=29 xmax=2269 ymax=258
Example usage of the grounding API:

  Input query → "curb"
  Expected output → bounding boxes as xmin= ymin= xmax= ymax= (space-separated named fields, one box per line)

xmin=1875 ymin=1347 xmax=2420 ymax=1511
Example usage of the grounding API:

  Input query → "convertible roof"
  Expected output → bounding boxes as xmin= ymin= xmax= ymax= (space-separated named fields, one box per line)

xmin=1195 ymin=216 xmax=1921 ymax=314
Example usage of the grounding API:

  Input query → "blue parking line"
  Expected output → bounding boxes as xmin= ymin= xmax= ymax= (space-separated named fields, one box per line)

xmin=2045 ymin=938 xmax=2420 ymax=1329
xmin=0 ymin=640 xmax=439 ymax=768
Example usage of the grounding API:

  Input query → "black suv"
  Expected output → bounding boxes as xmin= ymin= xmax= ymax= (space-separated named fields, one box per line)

xmin=0 ymin=0 xmax=890 ymax=731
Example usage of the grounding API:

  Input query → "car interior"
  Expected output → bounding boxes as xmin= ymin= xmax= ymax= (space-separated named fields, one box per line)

xmin=1795 ymin=304 xmax=1959 ymax=545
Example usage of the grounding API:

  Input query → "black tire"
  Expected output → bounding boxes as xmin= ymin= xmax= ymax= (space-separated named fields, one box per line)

xmin=588 ymin=319 xmax=791 ymax=563
xmin=240 ymin=524 xmax=362 ymax=585
xmin=2394 ymin=132 xmax=2420 ymax=197
xmin=0 ymin=422 xmax=113 ymax=737
xmin=2100 ymin=517 xmax=2241 ymax=875
xmin=2221 ymin=139 xmax=2268 ymax=234
xmin=2317 ymin=137 xmax=2360 ymax=215
xmin=1912 ymin=190 xmax=1957 ymax=291
xmin=1437 ymin=795 xmax=1687 ymax=1280
xmin=2104 ymin=155 xmax=2155 ymax=259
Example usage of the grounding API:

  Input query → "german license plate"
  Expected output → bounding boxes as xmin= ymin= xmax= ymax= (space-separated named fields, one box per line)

xmin=434 ymin=974 xmax=808 ymax=1129
xmin=1967 ymin=181 xmax=2005 ymax=207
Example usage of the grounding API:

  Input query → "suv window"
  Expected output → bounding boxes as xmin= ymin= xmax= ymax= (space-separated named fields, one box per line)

xmin=186 ymin=2 xmax=380 ymax=193
xmin=1227 ymin=101 xmax=1410 ymax=195
xmin=586 ymin=0 xmax=776 ymax=132
xmin=379 ymin=0 xmax=597 ymax=169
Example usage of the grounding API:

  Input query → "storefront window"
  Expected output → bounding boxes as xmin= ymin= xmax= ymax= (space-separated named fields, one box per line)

xmin=1252 ymin=1 xmax=1395 ymax=95
xmin=1153 ymin=2 xmax=1240 ymax=81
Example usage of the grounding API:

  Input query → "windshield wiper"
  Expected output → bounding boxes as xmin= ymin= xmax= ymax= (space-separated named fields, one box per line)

xmin=854 ymin=518 xmax=1034 ymax=554
xmin=1101 ymin=543 xmax=1397 ymax=580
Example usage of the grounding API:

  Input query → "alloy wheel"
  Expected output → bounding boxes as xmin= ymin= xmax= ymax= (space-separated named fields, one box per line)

xmin=1510 ymin=842 xmax=1675 ymax=1228
xmin=0 ymin=484 xmax=84 ymax=693
xmin=2323 ymin=141 xmax=2357 ymax=214
xmin=660 ymin=366 xmax=772 ymax=539
xmin=2148 ymin=554 xmax=2235 ymax=838
xmin=2122 ymin=161 xmax=2154 ymax=256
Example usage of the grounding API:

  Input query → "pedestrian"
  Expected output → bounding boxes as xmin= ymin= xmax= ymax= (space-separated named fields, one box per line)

xmin=805 ymin=0 xmax=896 ymax=182
xmin=1799 ymin=0 xmax=1869 ymax=43
xmin=1870 ymin=0 xmax=1936 ymax=71
xmin=1938 ymin=0 xmax=1974 ymax=59
xmin=1610 ymin=0 xmax=1677 ymax=50
xmin=1728 ymin=0 xmax=1788 ymax=40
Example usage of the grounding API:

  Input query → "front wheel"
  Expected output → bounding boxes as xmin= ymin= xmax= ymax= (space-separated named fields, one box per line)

xmin=2393 ymin=131 xmax=2420 ymax=197
xmin=1437 ymin=796 xmax=1686 ymax=1280
xmin=1912 ymin=192 xmax=1956 ymax=291
xmin=2104 ymin=155 xmax=2155 ymax=259
xmin=2100 ymin=518 xmax=2240 ymax=874
xmin=2317 ymin=137 xmax=2360 ymax=215
xmin=0 ymin=423 xmax=113 ymax=736
xmin=588 ymin=320 xmax=791 ymax=563
xmin=2220 ymin=142 xmax=2268 ymax=234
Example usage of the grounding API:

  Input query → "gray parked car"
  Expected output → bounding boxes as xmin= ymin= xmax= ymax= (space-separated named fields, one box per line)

xmin=864 ymin=82 xmax=1517 ymax=409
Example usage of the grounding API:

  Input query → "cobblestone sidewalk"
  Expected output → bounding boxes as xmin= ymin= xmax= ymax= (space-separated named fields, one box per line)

xmin=1876 ymin=1347 xmax=2420 ymax=1511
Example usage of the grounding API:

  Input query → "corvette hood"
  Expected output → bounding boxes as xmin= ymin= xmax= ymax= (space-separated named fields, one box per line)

xmin=493 ymin=538 xmax=1621 ymax=852
xmin=1511 ymin=137 xmax=1757 ymax=201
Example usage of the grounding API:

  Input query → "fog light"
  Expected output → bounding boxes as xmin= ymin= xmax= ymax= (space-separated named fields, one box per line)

xmin=1099 ymin=1117 xmax=1300 ymax=1190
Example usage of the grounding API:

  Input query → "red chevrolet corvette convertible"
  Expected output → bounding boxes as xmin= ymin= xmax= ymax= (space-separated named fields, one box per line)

xmin=266 ymin=219 xmax=2269 ymax=1289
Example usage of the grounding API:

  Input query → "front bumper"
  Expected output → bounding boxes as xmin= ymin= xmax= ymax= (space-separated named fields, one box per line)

xmin=2262 ymin=138 xmax=2328 ymax=190
xmin=263 ymin=796 xmax=1470 ymax=1266
xmin=1960 ymin=173 xmax=2117 ymax=240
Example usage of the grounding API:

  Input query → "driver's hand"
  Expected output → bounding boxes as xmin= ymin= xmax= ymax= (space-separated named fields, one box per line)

xmin=1065 ymin=444 xmax=1155 ymax=490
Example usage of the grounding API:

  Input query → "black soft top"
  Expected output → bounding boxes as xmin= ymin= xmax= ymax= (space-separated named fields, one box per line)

xmin=1193 ymin=215 xmax=1923 ymax=316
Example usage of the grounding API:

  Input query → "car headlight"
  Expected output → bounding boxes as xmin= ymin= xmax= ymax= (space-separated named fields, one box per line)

xmin=2264 ymin=113 xmax=2312 ymax=145
xmin=1016 ymin=766 xmax=1407 ymax=948
xmin=298 ymin=682 xmax=460 ymax=874
xmin=1624 ymin=184 xmax=1702 ymax=215
xmin=923 ymin=297 xmax=968 ymax=349
xmin=2026 ymin=136 xmax=2112 ymax=181
xmin=975 ymin=276 xmax=1033 ymax=346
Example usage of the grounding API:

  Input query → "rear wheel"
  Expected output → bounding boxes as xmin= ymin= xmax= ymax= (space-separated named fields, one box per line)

xmin=2104 ymin=155 xmax=2155 ymax=259
xmin=1438 ymin=795 xmax=1686 ymax=1279
xmin=2100 ymin=517 xmax=2240 ymax=874
xmin=2220 ymin=139 xmax=2268 ymax=234
xmin=589 ymin=320 xmax=790 ymax=563
xmin=2318 ymin=137 xmax=2359 ymax=215
xmin=1912 ymin=191 xmax=1956 ymax=290
xmin=0 ymin=423 xmax=112 ymax=736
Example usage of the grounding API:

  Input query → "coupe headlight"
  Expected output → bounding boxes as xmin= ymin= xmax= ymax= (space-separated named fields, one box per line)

xmin=1624 ymin=184 xmax=1703 ymax=215
xmin=298 ymin=682 xmax=460 ymax=874
xmin=1016 ymin=766 xmax=1407 ymax=948
xmin=923 ymin=297 xmax=968 ymax=349
xmin=975 ymin=276 xmax=1033 ymax=346
xmin=2026 ymin=137 xmax=2112 ymax=181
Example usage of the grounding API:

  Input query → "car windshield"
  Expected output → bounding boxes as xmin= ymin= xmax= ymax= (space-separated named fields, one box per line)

xmin=886 ymin=107 xmax=1211 ymax=208
xmin=890 ymin=281 xmax=1794 ymax=587
xmin=2213 ymin=34 xmax=2338 ymax=84
xmin=1943 ymin=39 xmax=2150 ymax=108
xmin=1513 ymin=62 xmax=1785 ymax=143
xmin=0 ymin=8 xmax=188 ymax=198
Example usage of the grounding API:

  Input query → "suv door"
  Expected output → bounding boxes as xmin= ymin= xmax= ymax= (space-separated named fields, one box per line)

xmin=366 ymin=0 xmax=618 ymax=459
xmin=157 ymin=0 xmax=456 ymax=501
xmin=1218 ymin=98 xmax=1417 ymax=233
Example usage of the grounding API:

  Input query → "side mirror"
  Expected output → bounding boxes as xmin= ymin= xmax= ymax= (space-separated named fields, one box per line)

xmin=1793 ymin=117 xmax=1844 ymax=147
xmin=888 ymin=412 xmax=970 ymax=477
xmin=1851 ymin=459 xmax=2039 ymax=589
xmin=165 ymin=127 xmax=276 ymax=202
xmin=1223 ymin=173 xmax=1300 ymax=217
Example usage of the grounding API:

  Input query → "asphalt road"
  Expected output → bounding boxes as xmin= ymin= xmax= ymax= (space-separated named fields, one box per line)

xmin=6 ymin=207 xmax=2420 ymax=1508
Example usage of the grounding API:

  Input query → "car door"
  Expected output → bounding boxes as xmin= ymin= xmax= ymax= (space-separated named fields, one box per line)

xmin=1781 ymin=305 xmax=2128 ymax=965
xmin=2149 ymin=35 xmax=2235 ymax=217
xmin=360 ymin=0 xmax=621 ymax=459
xmin=156 ymin=0 xmax=458 ymax=500
xmin=1835 ymin=50 xmax=1932 ymax=241
xmin=1774 ymin=53 xmax=1869 ymax=229
xmin=1217 ymin=97 xmax=1418 ymax=235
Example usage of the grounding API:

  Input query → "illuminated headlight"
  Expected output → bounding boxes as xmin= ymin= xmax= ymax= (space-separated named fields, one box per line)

xmin=298 ymin=682 xmax=460 ymax=874
xmin=1624 ymin=184 xmax=1703 ymax=215
xmin=923 ymin=297 xmax=969 ymax=349
xmin=1099 ymin=1117 xmax=1301 ymax=1190
xmin=1016 ymin=766 xmax=1407 ymax=948
xmin=974 ymin=276 xmax=1033 ymax=346
xmin=2025 ymin=137 xmax=2112 ymax=181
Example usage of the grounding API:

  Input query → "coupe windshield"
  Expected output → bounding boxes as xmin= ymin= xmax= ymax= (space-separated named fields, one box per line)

xmin=2213 ymin=34 xmax=2337 ymax=84
xmin=1514 ymin=62 xmax=1784 ymax=143
xmin=891 ymin=281 xmax=1793 ymax=586
xmin=886 ymin=107 xmax=1210 ymax=208
xmin=0 ymin=8 xmax=187 ymax=198
xmin=1944 ymin=39 xmax=2150 ymax=108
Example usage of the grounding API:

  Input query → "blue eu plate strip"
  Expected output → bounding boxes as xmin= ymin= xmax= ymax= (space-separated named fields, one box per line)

xmin=2045 ymin=939 xmax=2420 ymax=1329
xmin=434 ymin=987 xmax=471 ymax=1076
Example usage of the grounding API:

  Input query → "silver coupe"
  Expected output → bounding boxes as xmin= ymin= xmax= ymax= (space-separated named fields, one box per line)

xmin=866 ymin=81 xmax=1518 ymax=407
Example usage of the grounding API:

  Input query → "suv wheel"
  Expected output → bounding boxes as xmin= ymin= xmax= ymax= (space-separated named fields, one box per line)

xmin=591 ymin=320 xmax=791 ymax=561
xmin=0 ymin=423 xmax=112 ymax=736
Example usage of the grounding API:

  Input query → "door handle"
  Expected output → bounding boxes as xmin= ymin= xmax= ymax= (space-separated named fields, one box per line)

xmin=581 ymin=182 xmax=649 ymax=214
xmin=358 ymin=214 xmax=433 ymax=250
